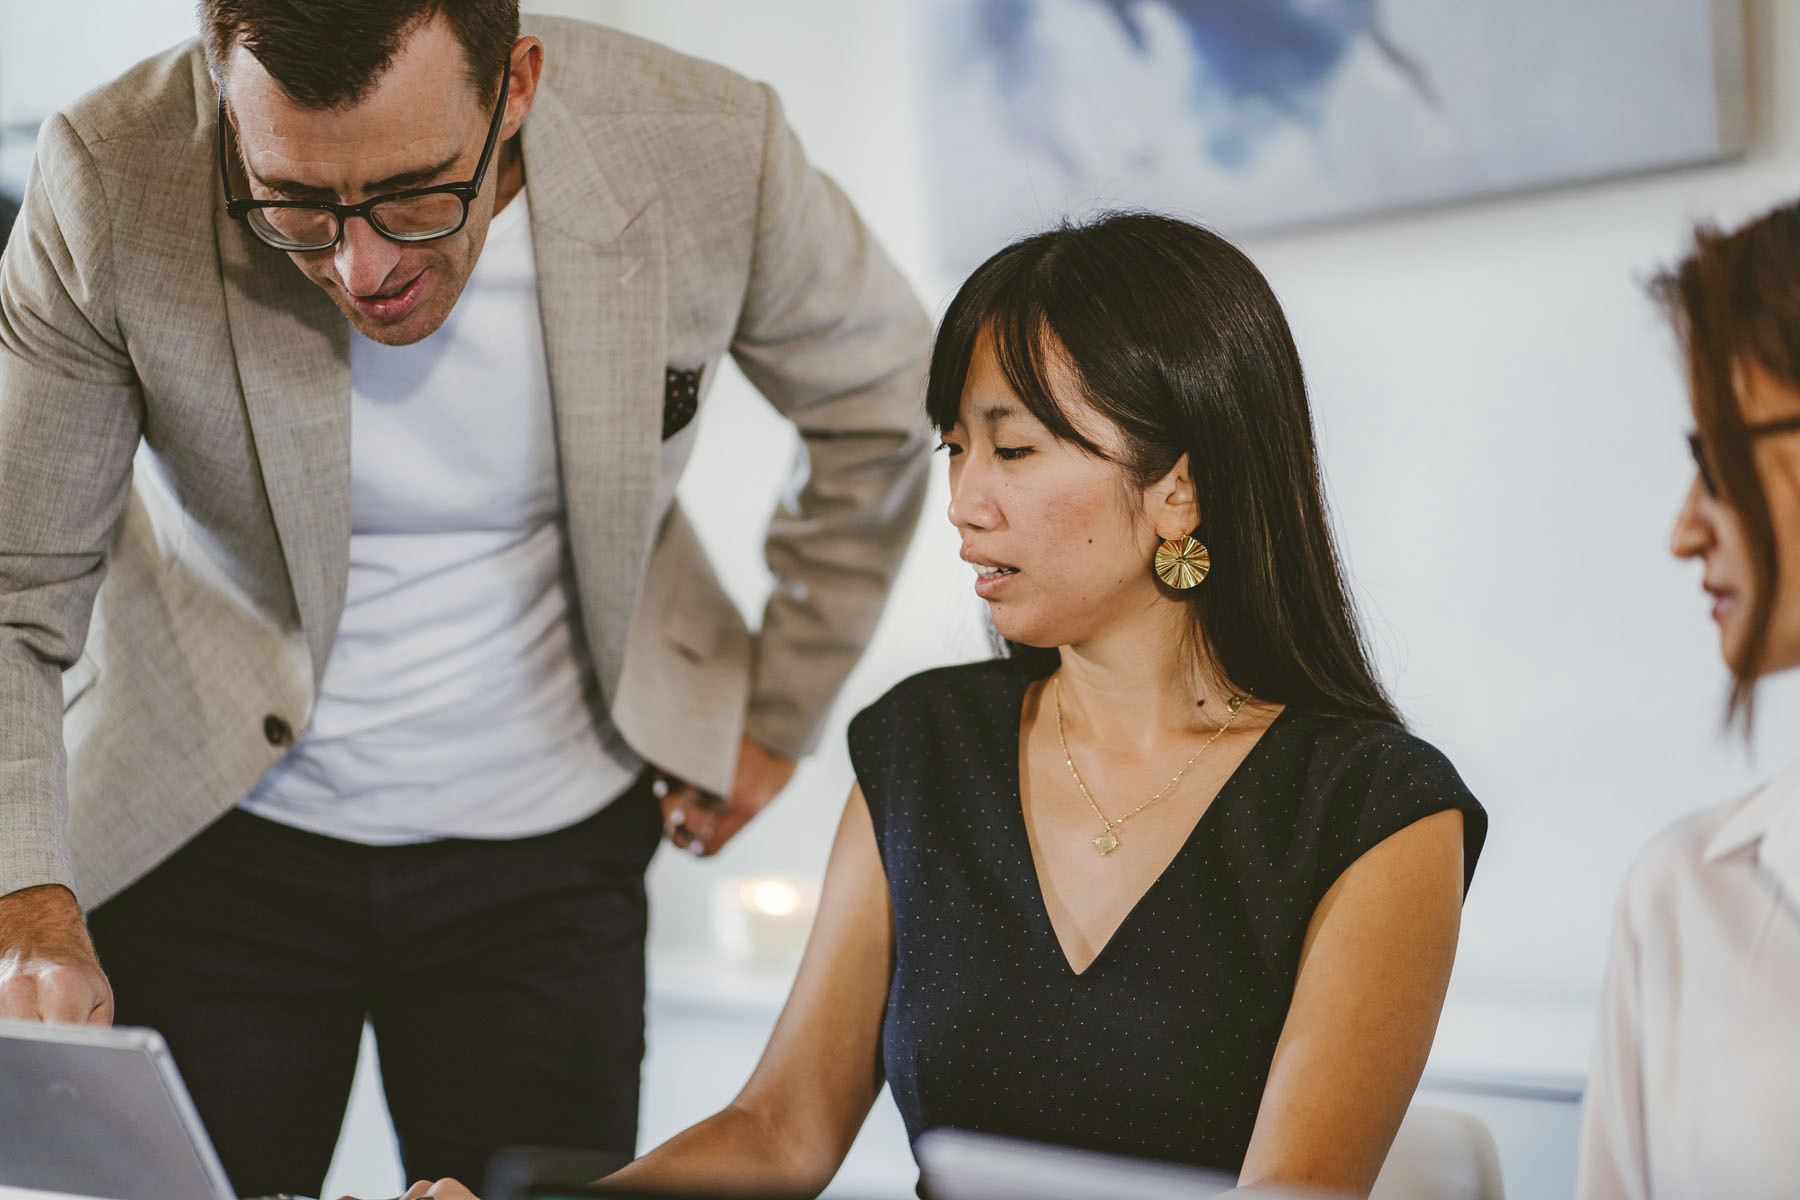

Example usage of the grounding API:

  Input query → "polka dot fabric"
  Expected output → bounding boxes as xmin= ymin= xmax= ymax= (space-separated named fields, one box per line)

xmin=663 ymin=366 xmax=702 ymax=440
xmin=847 ymin=656 xmax=1487 ymax=1176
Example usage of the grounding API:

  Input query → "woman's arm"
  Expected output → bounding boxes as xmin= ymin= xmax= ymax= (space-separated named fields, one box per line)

xmin=603 ymin=783 xmax=895 ymax=1197
xmin=1237 ymin=809 xmax=1467 ymax=1198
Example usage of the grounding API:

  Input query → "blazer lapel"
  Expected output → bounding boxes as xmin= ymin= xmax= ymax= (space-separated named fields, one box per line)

xmin=525 ymin=84 xmax=666 ymax=700
xmin=209 ymin=76 xmax=664 ymax=706
xmin=213 ymin=196 xmax=352 ymax=685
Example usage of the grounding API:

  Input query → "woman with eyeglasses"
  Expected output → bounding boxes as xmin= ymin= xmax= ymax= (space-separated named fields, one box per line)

xmin=1576 ymin=201 xmax=1800 ymax=1198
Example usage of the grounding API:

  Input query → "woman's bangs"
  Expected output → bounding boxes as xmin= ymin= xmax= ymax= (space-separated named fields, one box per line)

xmin=986 ymin=302 xmax=1103 ymax=456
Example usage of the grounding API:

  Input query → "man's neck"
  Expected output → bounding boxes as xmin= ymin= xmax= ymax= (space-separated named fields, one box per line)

xmin=494 ymin=135 xmax=526 ymax=213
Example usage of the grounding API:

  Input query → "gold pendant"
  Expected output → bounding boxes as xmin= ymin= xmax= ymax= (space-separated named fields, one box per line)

xmin=1093 ymin=829 xmax=1119 ymax=855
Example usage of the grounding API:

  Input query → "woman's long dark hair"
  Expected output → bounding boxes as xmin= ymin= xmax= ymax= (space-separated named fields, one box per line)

xmin=927 ymin=211 xmax=1400 ymax=727
xmin=1653 ymin=199 xmax=1800 ymax=728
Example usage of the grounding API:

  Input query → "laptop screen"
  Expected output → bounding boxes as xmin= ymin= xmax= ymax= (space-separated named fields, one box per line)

xmin=0 ymin=1020 xmax=234 ymax=1200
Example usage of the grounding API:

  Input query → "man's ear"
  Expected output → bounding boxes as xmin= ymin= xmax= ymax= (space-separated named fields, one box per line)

xmin=209 ymin=71 xmax=237 ymax=129
xmin=1149 ymin=453 xmax=1200 ymax=540
xmin=501 ymin=37 xmax=546 ymax=139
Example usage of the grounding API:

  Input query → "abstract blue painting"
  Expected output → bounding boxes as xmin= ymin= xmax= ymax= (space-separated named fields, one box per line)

xmin=924 ymin=0 xmax=1747 ymax=268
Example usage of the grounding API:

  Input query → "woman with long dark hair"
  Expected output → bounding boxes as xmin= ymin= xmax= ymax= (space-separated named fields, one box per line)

xmin=1577 ymin=201 xmax=1800 ymax=1199
xmin=396 ymin=212 xmax=1487 ymax=1199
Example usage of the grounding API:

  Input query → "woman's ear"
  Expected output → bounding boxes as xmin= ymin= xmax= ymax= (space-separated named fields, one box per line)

xmin=1149 ymin=453 xmax=1200 ymax=540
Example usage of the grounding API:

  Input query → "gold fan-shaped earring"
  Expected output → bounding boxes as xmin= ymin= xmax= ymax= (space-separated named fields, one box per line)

xmin=1153 ymin=534 xmax=1210 ymax=589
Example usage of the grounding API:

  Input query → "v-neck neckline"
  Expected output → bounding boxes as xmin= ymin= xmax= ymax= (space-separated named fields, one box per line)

xmin=1003 ymin=667 xmax=1291 ymax=978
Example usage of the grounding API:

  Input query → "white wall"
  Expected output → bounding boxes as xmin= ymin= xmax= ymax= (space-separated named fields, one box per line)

xmin=536 ymin=0 xmax=1800 ymax=1017
xmin=0 ymin=1 xmax=199 ymax=191
xmin=6 ymin=0 xmax=1800 ymax=1147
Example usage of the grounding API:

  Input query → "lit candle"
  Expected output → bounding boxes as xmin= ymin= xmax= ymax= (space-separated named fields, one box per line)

xmin=711 ymin=875 xmax=818 ymax=963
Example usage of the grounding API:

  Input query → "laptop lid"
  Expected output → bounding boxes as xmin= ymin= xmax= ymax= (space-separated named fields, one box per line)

xmin=916 ymin=1128 xmax=1249 ymax=1200
xmin=0 ymin=1017 xmax=237 ymax=1200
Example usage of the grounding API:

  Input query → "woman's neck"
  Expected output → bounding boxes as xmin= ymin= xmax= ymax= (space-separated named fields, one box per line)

xmin=1050 ymin=605 xmax=1244 ymax=750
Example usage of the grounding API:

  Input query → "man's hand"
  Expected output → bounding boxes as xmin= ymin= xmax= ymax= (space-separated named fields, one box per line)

xmin=654 ymin=735 xmax=798 ymax=858
xmin=0 ymin=883 xmax=113 ymax=1024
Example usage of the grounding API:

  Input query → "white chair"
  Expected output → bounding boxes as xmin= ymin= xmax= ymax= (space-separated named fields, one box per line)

xmin=1370 ymin=1105 xmax=1506 ymax=1200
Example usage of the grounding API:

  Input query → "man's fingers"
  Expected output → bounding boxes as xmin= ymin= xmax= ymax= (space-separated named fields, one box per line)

xmin=0 ymin=885 xmax=114 ymax=1024
xmin=0 ymin=960 xmax=113 ymax=1025
xmin=652 ymin=763 xmax=778 ymax=856
xmin=653 ymin=777 xmax=689 ymax=823
xmin=683 ymin=803 xmax=720 ymax=853
xmin=686 ymin=736 xmax=796 ymax=857
xmin=89 ymin=983 xmax=115 ymax=1026
xmin=694 ymin=803 xmax=755 ymax=858
xmin=655 ymin=777 xmax=705 ymax=850
xmin=36 ymin=964 xmax=97 ymax=1025
xmin=0 ymin=972 xmax=43 ymax=1021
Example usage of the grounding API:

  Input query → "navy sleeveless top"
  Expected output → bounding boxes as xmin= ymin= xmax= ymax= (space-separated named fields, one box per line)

xmin=846 ymin=657 xmax=1487 ymax=1175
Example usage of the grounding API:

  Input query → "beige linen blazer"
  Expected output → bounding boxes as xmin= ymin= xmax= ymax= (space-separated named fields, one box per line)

xmin=0 ymin=16 xmax=931 ymax=907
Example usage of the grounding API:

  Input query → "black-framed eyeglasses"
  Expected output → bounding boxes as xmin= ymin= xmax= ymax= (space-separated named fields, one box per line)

xmin=1687 ymin=415 xmax=1800 ymax=496
xmin=217 ymin=61 xmax=512 ymax=252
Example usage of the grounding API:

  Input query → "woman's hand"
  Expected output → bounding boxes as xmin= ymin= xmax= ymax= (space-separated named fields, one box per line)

xmin=334 ymin=1180 xmax=479 ymax=1200
xmin=404 ymin=1183 xmax=478 ymax=1200
xmin=401 ymin=1182 xmax=478 ymax=1200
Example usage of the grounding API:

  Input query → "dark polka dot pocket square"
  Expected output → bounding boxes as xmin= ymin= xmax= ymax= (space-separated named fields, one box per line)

xmin=663 ymin=365 xmax=703 ymax=440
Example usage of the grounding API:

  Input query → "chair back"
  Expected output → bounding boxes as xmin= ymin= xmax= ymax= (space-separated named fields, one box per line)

xmin=1370 ymin=1105 xmax=1505 ymax=1200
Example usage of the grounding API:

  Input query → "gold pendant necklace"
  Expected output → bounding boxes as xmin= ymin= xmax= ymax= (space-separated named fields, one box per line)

xmin=1053 ymin=676 xmax=1247 ymax=856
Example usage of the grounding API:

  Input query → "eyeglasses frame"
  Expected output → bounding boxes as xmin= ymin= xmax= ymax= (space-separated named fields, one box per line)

xmin=216 ymin=59 xmax=513 ymax=252
xmin=1688 ymin=414 xmax=1800 ymax=497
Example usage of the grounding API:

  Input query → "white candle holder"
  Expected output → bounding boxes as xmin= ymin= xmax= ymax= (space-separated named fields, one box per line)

xmin=709 ymin=875 xmax=820 ymax=964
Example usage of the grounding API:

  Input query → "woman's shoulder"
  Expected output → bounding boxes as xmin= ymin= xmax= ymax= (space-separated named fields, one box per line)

xmin=852 ymin=656 xmax=1038 ymax=731
xmin=1618 ymin=764 xmax=1800 ymax=922
xmin=1264 ymin=709 xmax=1487 ymax=889
xmin=847 ymin=658 xmax=1039 ymax=827
xmin=1273 ymin=709 xmax=1465 ymax=791
xmin=847 ymin=656 xmax=1042 ymax=783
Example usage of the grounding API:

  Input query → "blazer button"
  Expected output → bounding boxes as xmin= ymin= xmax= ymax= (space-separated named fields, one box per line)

xmin=263 ymin=714 xmax=294 ymax=747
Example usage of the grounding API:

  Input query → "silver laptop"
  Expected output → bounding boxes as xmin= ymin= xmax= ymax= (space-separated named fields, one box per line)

xmin=0 ymin=1016 xmax=307 ymax=1200
xmin=916 ymin=1128 xmax=1332 ymax=1199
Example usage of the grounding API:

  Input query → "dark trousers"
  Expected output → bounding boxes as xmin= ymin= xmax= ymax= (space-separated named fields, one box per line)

xmin=87 ymin=777 xmax=662 ymax=1199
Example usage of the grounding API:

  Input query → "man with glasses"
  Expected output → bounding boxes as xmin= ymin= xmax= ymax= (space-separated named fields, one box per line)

xmin=0 ymin=1 xmax=930 ymax=1195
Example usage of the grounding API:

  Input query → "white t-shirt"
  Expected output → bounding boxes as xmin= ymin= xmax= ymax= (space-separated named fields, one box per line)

xmin=241 ymin=189 xmax=642 ymax=843
xmin=1576 ymin=764 xmax=1800 ymax=1199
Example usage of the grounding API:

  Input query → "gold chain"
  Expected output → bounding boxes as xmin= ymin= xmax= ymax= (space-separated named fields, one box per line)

xmin=1053 ymin=675 xmax=1246 ymax=856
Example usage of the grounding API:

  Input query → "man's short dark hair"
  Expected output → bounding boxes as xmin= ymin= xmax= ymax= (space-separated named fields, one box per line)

xmin=201 ymin=0 xmax=520 ymax=109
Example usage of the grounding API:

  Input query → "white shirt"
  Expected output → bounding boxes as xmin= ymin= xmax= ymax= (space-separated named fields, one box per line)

xmin=240 ymin=189 xmax=642 ymax=843
xmin=1576 ymin=764 xmax=1800 ymax=1199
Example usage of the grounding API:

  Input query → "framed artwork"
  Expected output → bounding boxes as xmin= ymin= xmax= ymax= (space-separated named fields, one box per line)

xmin=923 ymin=0 xmax=1749 ymax=268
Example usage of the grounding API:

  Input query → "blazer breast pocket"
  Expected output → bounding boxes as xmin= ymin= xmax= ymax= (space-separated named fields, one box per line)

xmin=663 ymin=365 xmax=704 ymax=441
